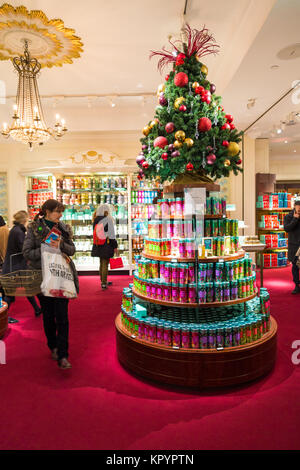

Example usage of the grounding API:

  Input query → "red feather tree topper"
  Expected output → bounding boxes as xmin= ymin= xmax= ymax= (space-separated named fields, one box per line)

xmin=149 ymin=24 xmax=220 ymax=73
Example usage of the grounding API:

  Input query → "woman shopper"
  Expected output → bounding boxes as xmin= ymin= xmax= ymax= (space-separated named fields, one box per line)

xmin=2 ymin=210 xmax=42 ymax=316
xmin=23 ymin=200 xmax=79 ymax=369
xmin=91 ymin=203 xmax=118 ymax=289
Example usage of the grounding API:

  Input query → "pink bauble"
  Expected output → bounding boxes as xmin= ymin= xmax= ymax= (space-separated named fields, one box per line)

xmin=174 ymin=72 xmax=189 ymax=87
xmin=153 ymin=136 xmax=168 ymax=149
xmin=165 ymin=122 xmax=175 ymax=134
xmin=206 ymin=153 xmax=216 ymax=165
xmin=198 ymin=117 xmax=212 ymax=132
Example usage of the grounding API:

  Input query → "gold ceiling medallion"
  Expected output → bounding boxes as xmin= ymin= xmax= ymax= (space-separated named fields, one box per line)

xmin=0 ymin=3 xmax=83 ymax=67
xmin=70 ymin=151 xmax=116 ymax=166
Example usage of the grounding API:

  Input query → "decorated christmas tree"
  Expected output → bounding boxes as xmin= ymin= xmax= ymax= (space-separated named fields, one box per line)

xmin=136 ymin=25 xmax=243 ymax=183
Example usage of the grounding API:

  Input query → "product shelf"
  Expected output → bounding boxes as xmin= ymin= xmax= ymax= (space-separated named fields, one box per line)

xmin=132 ymin=288 xmax=258 ymax=309
xmin=142 ymin=250 xmax=245 ymax=263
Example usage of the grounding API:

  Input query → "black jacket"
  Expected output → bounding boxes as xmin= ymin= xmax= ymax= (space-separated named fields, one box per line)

xmin=91 ymin=215 xmax=118 ymax=259
xmin=284 ymin=210 xmax=300 ymax=261
xmin=23 ymin=218 xmax=79 ymax=293
xmin=2 ymin=223 xmax=27 ymax=274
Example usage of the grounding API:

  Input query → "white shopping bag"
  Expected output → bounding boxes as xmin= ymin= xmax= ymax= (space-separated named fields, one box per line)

xmin=40 ymin=244 xmax=77 ymax=298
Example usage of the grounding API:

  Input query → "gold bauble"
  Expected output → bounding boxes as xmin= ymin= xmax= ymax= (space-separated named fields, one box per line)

xmin=174 ymin=97 xmax=185 ymax=109
xmin=150 ymin=119 xmax=159 ymax=128
xmin=184 ymin=138 xmax=194 ymax=148
xmin=201 ymin=64 xmax=208 ymax=75
xmin=173 ymin=140 xmax=183 ymax=149
xmin=227 ymin=141 xmax=240 ymax=157
xmin=142 ymin=125 xmax=151 ymax=136
xmin=224 ymin=159 xmax=231 ymax=167
xmin=157 ymin=83 xmax=165 ymax=96
xmin=175 ymin=130 xmax=186 ymax=142
xmin=192 ymin=82 xmax=200 ymax=89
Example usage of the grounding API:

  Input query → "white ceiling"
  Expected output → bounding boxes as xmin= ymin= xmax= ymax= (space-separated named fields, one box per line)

xmin=0 ymin=0 xmax=299 ymax=162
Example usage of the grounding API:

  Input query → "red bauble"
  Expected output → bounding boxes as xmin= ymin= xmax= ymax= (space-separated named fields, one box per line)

xmin=195 ymin=86 xmax=204 ymax=95
xmin=230 ymin=123 xmax=235 ymax=129
xmin=198 ymin=117 xmax=212 ymax=132
xmin=142 ymin=161 xmax=149 ymax=169
xmin=179 ymin=105 xmax=187 ymax=112
xmin=165 ymin=74 xmax=170 ymax=81
xmin=205 ymin=96 xmax=211 ymax=104
xmin=186 ymin=162 xmax=194 ymax=172
xmin=225 ymin=114 xmax=233 ymax=123
xmin=222 ymin=140 xmax=229 ymax=147
xmin=174 ymin=72 xmax=189 ymax=87
xmin=153 ymin=136 xmax=168 ymax=149
xmin=237 ymin=159 xmax=242 ymax=165
xmin=161 ymin=152 xmax=168 ymax=160
xmin=221 ymin=123 xmax=231 ymax=130
xmin=136 ymin=155 xmax=145 ymax=166
xmin=165 ymin=122 xmax=175 ymax=133
xmin=176 ymin=58 xmax=185 ymax=66
xmin=206 ymin=154 xmax=216 ymax=165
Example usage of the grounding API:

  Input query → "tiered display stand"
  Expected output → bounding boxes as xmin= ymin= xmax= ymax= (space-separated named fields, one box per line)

xmin=116 ymin=182 xmax=277 ymax=388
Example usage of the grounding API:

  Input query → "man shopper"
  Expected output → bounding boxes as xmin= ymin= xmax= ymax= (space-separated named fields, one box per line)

xmin=284 ymin=200 xmax=300 ymax=294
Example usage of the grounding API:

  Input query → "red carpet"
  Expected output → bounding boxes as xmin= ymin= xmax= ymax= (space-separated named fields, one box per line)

xmin=0 ymin=268 xmax=300 ymax=450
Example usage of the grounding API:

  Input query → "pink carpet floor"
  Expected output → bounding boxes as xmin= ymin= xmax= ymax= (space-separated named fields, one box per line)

xmin=0 ymin=268 xmax=300 ymax=450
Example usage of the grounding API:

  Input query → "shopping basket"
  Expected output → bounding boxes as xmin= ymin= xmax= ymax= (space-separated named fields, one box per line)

xmin=0 ymin=253 xmax=42 ymax=296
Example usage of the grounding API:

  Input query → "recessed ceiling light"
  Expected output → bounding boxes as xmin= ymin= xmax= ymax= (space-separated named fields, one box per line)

xmin=277 ymin=128 xmax=282 ymax=134
xmin=293 ymin=149 xmax=297 ymax=152
xmin=284 ymin=140 xmax=288 ymax=143
xmin=277 ymin=43 xmax=300 ymax=60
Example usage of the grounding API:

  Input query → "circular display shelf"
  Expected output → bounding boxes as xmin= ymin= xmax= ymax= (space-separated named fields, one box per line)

xmin=115 ymin=314 xmax=277 ymax=388
xmin=256 ymin=208 xmax=291 ymax=211
xmin=0 ymin=303 xmax=8 ymax=339
xmin=132 ymin=288 xmax=257 ymax=309
xmin=257 ymin=228 xmax=285 ymax=232
xmin=204 ymin=214 xmax=224 ymax=219
xmin=142 ymin=250 xmax=245 ymax=263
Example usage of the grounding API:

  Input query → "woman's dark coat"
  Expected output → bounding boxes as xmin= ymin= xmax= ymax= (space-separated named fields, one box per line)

xmin=2 ymin=223 xmax=27 ymax=274
xmin=284 ymin=210 xmax=300 ymax=261
xmin=91 ymin=215 xmax=118 ymax=259
xmin=22 ymin=217 xmax=79 ymax=293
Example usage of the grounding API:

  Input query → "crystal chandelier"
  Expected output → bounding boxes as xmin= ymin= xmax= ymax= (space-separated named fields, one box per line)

xmin=1 ymin=40 xmax=67 ymax=149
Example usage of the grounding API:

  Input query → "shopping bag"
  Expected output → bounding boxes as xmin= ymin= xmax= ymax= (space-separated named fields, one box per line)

xmin=40 ymin=244 xmax=77 ymax=298
xmin=109 ymin=257 xmax=124 ymax=269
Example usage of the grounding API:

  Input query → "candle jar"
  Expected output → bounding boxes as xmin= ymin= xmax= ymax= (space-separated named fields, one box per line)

xmin=171 ymin=284 xmax=179 ymax=303
xmin=179 ymin=239 xmax=187 ymax=258
xmin=175 ymin=198 xmax=184 ymax=217
xmin=161 ymin=199 xmax=170 ymax=218
xmin=188 ymin=283 xmax=197 ymax=303
xmin=179 ymin=284 xmax=187 ymax=303
xmin=171 ymin=264 xmax=179 ymax=284
xmin=186 ymin=239 xmax=195 ymax=259
xmin=163 ymin=282 xmax=172 ymax=302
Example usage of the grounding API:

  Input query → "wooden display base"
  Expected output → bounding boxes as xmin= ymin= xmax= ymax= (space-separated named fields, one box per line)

xmin=115 ymin=314 xmax=277 ymax=388
xmin=0 ymin=303 xmax=8 ymax=339
xmin=164 ymin=181 xmax=220 ymax=194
